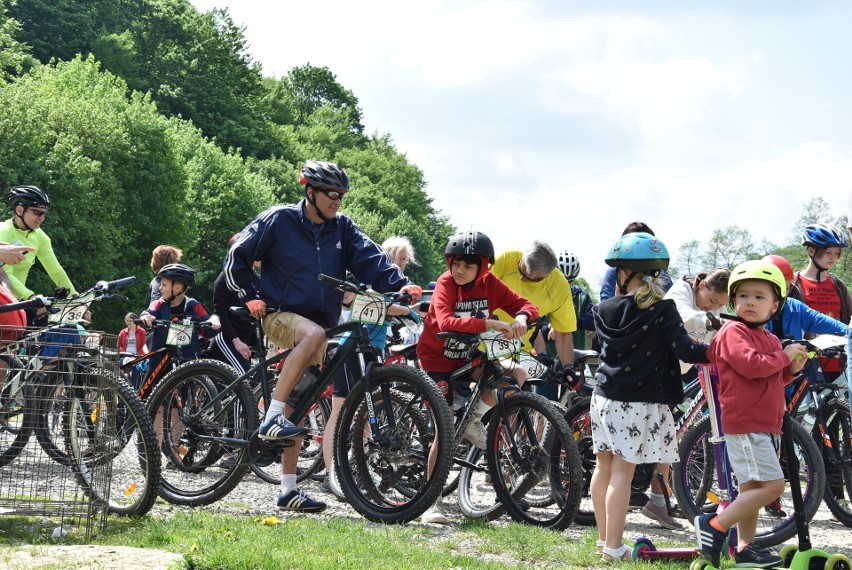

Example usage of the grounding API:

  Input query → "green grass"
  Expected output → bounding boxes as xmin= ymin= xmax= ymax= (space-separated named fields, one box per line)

xmin=0 ymin=512 xmax=701 ymax=569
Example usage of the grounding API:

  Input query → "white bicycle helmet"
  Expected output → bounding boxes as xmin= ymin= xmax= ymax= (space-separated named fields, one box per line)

xmin=557 ymin=251 xmax=581 ymax=281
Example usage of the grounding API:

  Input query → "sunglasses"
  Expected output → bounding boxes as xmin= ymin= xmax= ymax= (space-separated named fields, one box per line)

xmin=28 ymin=209 xmax=47 ymax=218
xmin=518 ymin=261 xmax=547 ymax=283
xmin=319 ymin=189 xmax=345 ymax=201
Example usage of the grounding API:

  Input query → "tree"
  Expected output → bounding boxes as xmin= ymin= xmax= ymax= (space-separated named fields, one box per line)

xmin=676 ymin=239 xmax=701 ymax=277
xmin=701 ymin=225 xmax=754 ymax=269
xmin=279 ymin=64 xmax=365 ymax=137
xmin=0 ymin=6 xmax=36 ymax=81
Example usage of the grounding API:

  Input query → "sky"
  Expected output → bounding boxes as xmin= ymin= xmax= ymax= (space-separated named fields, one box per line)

xmin=191 ymin=0 xmax=852 ymax=289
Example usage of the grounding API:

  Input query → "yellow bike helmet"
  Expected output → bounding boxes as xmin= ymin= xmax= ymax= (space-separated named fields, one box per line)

xmin=728 ymin=259 xmax=786 ymax=300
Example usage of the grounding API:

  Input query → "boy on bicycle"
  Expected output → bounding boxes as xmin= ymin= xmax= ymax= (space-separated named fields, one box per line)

xmin=695 ymin=260 xmax=808 ymax=568
xmin=416 ymin=230 xmax=538 ymax=523
xmin=140 ymin=263 xmax=220 ymax=367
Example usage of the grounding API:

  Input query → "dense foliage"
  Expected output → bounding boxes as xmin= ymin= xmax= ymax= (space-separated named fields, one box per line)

xmin=0 ymin=0 xmax=451 ymax=331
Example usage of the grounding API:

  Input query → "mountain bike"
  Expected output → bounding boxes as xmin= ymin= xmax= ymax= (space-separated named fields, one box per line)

xmin=144 ymin=274 xmax=454 ymax=524
xmin=0 ymin=277 xmax=162 ymax=516
xmin=431 ymin=329 xmax=582 ymax=529
xmin=783 ymin=335 xmax=852 ymax=527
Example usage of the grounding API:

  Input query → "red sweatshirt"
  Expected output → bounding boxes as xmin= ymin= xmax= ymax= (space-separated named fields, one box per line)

xmin=708 ymin=320 xmax=793 ymax=435
xmin=417 ymin=270 xmax=538 ymax=373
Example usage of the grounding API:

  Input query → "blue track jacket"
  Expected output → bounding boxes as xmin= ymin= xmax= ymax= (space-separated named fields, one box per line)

xmin=767 ymin=296 xmax=849 ymax=340
xmin=224 ymin=200 xmax=409 ymax=328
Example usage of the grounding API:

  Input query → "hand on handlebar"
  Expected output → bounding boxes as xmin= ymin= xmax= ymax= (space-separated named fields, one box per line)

xmin=140 ymin=313 xmax=155 ymax=327
xmin=206 ymin=315 xmax=222 ymax=330
xmin=245 ymin=299 xmax=267 ymax=321
xmin=400 ymin=284 xmax=422 ymax=304
xmin=784 ymin=343 xmax=810 ymax=374
xmin=705 ymin=312 xmax=723 ymax=331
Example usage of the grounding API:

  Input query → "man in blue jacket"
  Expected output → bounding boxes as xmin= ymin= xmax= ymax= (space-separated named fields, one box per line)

xmin=224 ymin=160 xmax=421 ymax=513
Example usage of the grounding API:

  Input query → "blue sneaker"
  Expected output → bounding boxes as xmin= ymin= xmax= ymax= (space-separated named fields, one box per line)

xmin=277 ymin=488 xmax=327 ymax=513
xmin=258 ymin=414 xmax=307 ymax=440
xmin=694 ymin=514 xmax=726 ymax=568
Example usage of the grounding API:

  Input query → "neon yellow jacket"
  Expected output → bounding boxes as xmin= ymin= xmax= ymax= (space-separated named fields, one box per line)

xmin=0 ymin=218 xmax=76 ymax=299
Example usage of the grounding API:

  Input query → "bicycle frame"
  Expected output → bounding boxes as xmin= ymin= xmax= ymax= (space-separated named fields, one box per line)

xmin=182 ymin=318 xmax=388 ymax=451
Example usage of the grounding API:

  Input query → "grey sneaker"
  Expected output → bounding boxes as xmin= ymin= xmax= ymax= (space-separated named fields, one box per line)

xmin=319 ymin=473 xmax=332 ymax=494
xmin=420 ymin=500 xmax=450 ymax=524
xmin=464 ymin=420 xmax=487 ymax=450
xmin=641 ymin=501 xmax=684 ymax=530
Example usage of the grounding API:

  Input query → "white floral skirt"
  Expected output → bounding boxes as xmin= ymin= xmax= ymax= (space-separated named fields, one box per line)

xmin=589 ymin=393 xmax=679 ymax=464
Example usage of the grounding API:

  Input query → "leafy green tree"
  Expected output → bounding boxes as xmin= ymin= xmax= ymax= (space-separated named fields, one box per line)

xmin=279 ymin=64 xmax=364 ymax=137
xmin=0 ymin=6 xmax=35 ymax=81
xmin=4 ymin=0 xmax=98 ymax=63
xmin=676 ymin=239 xmax=701 ymax=277
xmin=701 ymin=225 xmax=754 ymax=269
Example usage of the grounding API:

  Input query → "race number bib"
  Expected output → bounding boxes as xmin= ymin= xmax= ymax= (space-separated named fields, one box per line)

xmin=348 ymin=291 xmax=386 ymax=326
xmin=48 ymin=291 xmax=95 ymax=325
xmin=480 ymin=330 xmax=520 ymax=360
xmin=166 ymin=322 xmax=193 ymax=346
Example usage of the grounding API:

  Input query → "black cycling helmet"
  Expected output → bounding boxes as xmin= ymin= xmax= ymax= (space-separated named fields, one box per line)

xmin=9 ymin=185 xmax=50 ymax=209
xmin=157 ymin=263 xmax=197 ymax=286
xmin=445 ymin=231 xmax=495 ymax=264
xmin=299 ymin=160 xmax=350 ymax=193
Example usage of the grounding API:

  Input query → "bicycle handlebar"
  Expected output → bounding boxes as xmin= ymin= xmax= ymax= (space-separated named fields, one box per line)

xmin=95 ymin=276 xmax=137 ymax=292
xmin=317 ymin=273 xmax=412 ymax=305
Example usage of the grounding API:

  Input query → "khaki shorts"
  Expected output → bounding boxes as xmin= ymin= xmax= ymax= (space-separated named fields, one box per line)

xmin=262 ymin=312 xmax=327 ymax=366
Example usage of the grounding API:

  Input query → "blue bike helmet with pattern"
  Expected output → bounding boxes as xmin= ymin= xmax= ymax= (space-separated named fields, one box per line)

xmin=801 ymin=223 xmax=848 ymax=249
xmin=605 ymin=232 xmax=669 ymax=275
xmin=605 ymin=232 xmax=669 ymax=295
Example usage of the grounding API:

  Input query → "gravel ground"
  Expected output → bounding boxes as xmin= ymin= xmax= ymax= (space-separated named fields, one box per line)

xmin=4 ymin=470 xmax=852 ymax=568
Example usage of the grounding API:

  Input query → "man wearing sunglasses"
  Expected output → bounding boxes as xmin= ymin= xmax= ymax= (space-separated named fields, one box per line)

xmin=0 ymin=185 xmax=76 ymax=303
xmin=224 ymin=160 xmax=422 ymax=514
xmin=491 ymin=241 xmax=578 ymax=383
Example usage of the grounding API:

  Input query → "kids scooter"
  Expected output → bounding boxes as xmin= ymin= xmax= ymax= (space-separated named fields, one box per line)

xmin=634 ymin=364 xmax=735 ymax=562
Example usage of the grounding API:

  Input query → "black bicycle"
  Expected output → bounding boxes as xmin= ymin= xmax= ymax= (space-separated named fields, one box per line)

xmin=144 ymin=274 xmax=454 ymax=523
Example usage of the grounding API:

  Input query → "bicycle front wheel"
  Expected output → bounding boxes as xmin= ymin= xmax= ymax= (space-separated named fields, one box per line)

xmin=147 ymin=359 xmax=258 ymax=506
xmin=818 ymin=398 xmax=852 ymax=527
xmin=0 ymin=355 xmax=33 ymax=468
xmin=486 ymin=391 xmax=582 ymax=530
xmin=334 ymin=364 xmax=454 ymax=524
xmin=65 ymin=369 xmax=162 ymax=516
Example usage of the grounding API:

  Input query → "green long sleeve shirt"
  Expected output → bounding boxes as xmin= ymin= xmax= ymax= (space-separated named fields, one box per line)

xmin=0 ymin=218 xmax=76 ymax=299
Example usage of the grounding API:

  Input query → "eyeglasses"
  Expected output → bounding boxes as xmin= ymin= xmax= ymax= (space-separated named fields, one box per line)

xmin=319 ymin=189 xmax=345 ymax=201
xmin=28 ymin=209 xmax=47 ymax=218
xmin=518 ymin=261 xmax=547 ymax=283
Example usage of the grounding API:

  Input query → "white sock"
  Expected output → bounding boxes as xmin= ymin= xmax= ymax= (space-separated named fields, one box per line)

xmin=603 ymin=545 xmax=628 ymax=559
xmin=650 ymin=492 xmax=665 ymax=507
xmin=280 ymin=474 xmax=297 ymax=495
xmin=265 ymin=399 xmax=285 ymax=422
xmin=472 ymin=399 xmax=490 ymax=420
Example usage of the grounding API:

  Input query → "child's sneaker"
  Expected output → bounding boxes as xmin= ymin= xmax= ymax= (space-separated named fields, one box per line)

xmin=641 ymin=501 xmax=684 ymax=530
xmin=464 ymin=420 xmax=487 ymax=450
xmin=319 ymin=473 xmax=332 ymax=494
xmin=420 ymin=499 xmax=450 ymax=524
xmin=277 ymin=488 xmax=327 ymax=513
xmin=734 ymin=544 xmax=782 ymax=568
xmin=694 ymin=514 xmax=726 ymax=568
xmin=258 ymin=414 xmax=307 ymax=440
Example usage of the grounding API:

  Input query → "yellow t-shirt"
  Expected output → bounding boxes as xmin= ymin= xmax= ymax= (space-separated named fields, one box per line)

xmin=491 ymin=250 xmax=576 ymax=351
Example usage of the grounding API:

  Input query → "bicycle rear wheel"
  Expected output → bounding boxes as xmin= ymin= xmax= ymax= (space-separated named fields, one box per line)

xmin=486 ymin=391 xmax=582 ymax=530
xmin=564 ymin=396 xmax=595 ymax=525
xmin=334 ymin=364 xmax=454 ymax=524
xmin=674 ymin=414 xmax=825 ymax=547
xmin=457 ymin=446 xmax=505 ymax=520
xmin=147 ymin=359 xmax=258 ymax=506
xmin=818 ymin=398 xmax=852 ymax=527
xmin=65 ymin=369 xmax=161 ymax=516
